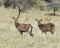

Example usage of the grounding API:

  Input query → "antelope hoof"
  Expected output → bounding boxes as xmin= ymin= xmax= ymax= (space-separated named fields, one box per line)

xmin=51 ymin=32 xmax=54 ymax=34
xmin=30 ymin=34 xmax=33 ymax=36
xmin=20 ymin=32 xmax=23 ymax=35
xmin=42 ymin=31 xmax=44 ymax=33
xmin=45 ymin=32 xmax=47 ymax=34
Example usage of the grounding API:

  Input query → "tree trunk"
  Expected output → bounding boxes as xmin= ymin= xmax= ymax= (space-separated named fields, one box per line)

xmin=12 ymin=0 xmax=16 ymax=8
xmin=53 ymin=9 xmax=56 ymax=15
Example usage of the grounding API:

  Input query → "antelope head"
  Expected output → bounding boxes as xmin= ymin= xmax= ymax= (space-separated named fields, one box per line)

xmin=12 ymin=16 xmax=18 ymax=23
xmin=35 ymin=19 xmax=43 ymax=25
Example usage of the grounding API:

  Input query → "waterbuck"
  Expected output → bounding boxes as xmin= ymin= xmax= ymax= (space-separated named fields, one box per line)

xmin=35 ymin=19 xmax=55 ymax=34
xmin=12 ymin=5 xmax=33 ymax=36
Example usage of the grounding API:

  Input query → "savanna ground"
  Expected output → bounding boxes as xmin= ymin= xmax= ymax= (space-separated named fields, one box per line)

xmin=0 ymin=6 xmax=60 ymax=48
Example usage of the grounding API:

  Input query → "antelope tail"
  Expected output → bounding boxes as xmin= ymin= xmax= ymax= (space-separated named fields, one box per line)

xmin=30 ymin=25 xmax=33 ymax=36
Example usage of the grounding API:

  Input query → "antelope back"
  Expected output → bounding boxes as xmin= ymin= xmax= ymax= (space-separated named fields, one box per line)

xmin=47 ymin=23 xmax=55 ymax=30
xmin=16 ymin=24 xmax=31 ymax=31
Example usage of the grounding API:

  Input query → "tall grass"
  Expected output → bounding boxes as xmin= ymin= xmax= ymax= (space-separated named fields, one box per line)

xmin=0 ymin=6 xmax=60 ymax=48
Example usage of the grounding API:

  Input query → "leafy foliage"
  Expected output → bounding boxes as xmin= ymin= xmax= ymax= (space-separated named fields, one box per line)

xmin=44 ymin=2 xmax=60 ymax=15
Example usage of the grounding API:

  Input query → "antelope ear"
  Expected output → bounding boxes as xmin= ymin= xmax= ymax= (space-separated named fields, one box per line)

xmin=41 ymin=19 xmax=43 ymax=21
xmin=12 ymin=16 xmax=14 ymax=19
xmin=35 ymin=19 xmax=38 ymax=21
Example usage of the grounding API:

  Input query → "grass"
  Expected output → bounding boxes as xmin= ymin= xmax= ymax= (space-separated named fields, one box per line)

xmin=0 ymin=6 xmax=60 ymax=48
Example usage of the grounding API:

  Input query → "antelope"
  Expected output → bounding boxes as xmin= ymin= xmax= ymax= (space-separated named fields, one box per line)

xmin=12 ymin=5 xmax=33 ymax=36
xmin=35 ymin=19 xmax=55 ymax=34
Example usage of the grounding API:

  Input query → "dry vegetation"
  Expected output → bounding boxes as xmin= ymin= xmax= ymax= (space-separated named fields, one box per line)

xmin=0 ymin=6 xmax=60 ymax=48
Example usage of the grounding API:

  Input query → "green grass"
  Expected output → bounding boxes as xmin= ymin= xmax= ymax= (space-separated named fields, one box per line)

xmin=0 ymin=6 xmax=60 ymax=48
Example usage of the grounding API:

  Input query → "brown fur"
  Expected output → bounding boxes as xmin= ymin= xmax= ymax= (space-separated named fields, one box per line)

xmin=35 ymin=19 xmax=55 ymax=34
xmin=12 ymin=5 xmax=33 ymax=36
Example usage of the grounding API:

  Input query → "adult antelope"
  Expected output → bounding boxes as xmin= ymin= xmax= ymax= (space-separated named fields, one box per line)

xmin=12 ymin=5 xmax=33 ymax=36
xmin=35 ymin=19 xmax=55 ymax=34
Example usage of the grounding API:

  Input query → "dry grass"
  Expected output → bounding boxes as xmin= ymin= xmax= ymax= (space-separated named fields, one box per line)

xmin=0 ymin=6 xmax=60 ymax=48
